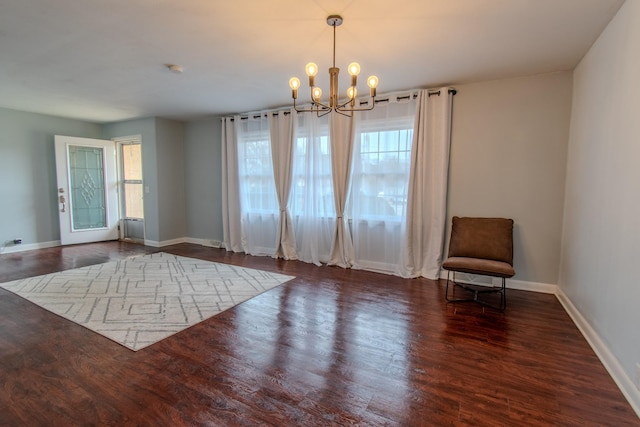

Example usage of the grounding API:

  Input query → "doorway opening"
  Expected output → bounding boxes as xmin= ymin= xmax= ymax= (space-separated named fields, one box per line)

xmin=115 ymin=136 xmax=145 ymax=243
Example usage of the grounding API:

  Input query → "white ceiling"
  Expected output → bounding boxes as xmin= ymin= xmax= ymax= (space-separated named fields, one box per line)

xmin=0 ymin=0 xmax=624 ymax=124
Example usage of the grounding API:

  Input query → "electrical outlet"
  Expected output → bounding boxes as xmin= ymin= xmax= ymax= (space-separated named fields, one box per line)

xmin=13 ymin=238 xmax=22 ymax=245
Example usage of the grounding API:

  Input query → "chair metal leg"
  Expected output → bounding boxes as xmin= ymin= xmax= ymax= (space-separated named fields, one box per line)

xmin=445 ymin=271 xmax=506 ymax=311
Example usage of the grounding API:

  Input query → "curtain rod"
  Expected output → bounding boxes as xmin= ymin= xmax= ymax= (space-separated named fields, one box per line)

xmin=228 ymin=88 xmax=457 ymax=121
xmin=429 ymin=88 xmax=458 ymax=96
xmin=362 ymin=88 xmax=457 ymax=106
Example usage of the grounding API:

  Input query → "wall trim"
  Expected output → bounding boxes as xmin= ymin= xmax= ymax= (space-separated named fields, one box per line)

xmin=438 ymin=271 xmax=558 ymax=294
xmin=497 ymin=277 xmax=557 ymax=294
xmin=555 ymin=289 xmax=640 ymax=418
xmin=0 ymin=237 xmax=222 ymax=253
xmin=184 ymin=237 xmax=223 ymax=248
xmin=0 ymin=240 xmax=61 ymax=254
xmin=143 ymin=237 xmax=187 ymax=248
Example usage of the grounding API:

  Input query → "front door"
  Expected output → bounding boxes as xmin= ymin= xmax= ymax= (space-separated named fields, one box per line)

xmin=54 ymin=135 xmax=119 ymax=245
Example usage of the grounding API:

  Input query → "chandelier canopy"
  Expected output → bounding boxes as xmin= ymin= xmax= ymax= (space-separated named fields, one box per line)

xmin=288 ymin=15 xmax=379 ymax=117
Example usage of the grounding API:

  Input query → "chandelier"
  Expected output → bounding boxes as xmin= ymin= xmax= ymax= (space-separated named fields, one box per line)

xmin=288 ymin=15 xmax=379 ymax=117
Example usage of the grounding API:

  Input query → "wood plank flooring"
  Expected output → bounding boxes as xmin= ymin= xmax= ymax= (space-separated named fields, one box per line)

xmin=0 ymin=242 xmax=638 ymax=426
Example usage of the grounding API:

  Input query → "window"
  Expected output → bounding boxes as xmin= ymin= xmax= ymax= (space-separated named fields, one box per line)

xmin=350 ymin=117 xmax=414 ymax=221
xmin=289 ymin=122 xmax=334 ymax=218
xmin=349 ymin=101 xmax=417 ymax=274
xmin=235 ymin=116 xmax=279 ymax=255
xmin=237 ymin=126 xmax=278 ymax=215
xmin=223 ymin=89 xmax=452 ymax=277
xmin=121 ymin=142 xmax=144 ymax=219
xmin=288 ymin=114 xmax=335 ymax=265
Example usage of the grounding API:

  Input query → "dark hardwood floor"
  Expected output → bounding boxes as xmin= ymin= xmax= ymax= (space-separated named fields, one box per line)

xmin=0 ymin=242 xmax=638 ymax=426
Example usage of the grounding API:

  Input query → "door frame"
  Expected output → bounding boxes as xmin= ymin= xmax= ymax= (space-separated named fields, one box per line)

xmin=114 ymin=135 xmax=146 ymax=243
xmin=54 ymin=135 xmax=119 ymax=245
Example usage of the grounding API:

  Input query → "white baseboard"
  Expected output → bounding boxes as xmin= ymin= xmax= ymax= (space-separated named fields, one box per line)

xmin=184 ymin=237 xmax=223 ymax=248
xmin=438 ymin=271 xmax=558 ymax=294
xmin=0 ymin=240 xmax=61 ymax=254
xmin=142 ymin=239 xmax=160 ymax=247
xmin=494 ymin=277 xmax=557 ymax=294
xmin=145 ymin=237 xmax=223 ymax=248
xmin=555 ymin=289 xmax=640 ymax=418
xmin=0 ymin=237 xmax=221 ymax=252
xmin=143 ymin=237 xmax=188 ymax=248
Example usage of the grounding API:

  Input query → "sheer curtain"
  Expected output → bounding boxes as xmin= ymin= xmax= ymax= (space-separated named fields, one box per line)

xmin=221 ymin=116 xmax=243 ymax=252
xmin=349 ymin=92 xmax=418 ymax=274
xmin=269 ymin=110 xmax=297 ymax=260
xmin=328 ymin=112 xmax=356 ymax=268
xmin=289 ymin=113 xmax=335 ymax=265
xmin=221 ymin=87 xmax=454 ymax=278
xmin=401 ymin=88 xmax=455 ymax=279
xmin=236 ymin=114 xmax=279 ymax=255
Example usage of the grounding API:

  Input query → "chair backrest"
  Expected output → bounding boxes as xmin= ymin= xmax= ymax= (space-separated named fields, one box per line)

xmin=447 ymin=217 xmax=514 ymax=265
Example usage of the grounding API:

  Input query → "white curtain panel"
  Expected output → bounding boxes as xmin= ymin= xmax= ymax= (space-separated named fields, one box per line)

xmin=350 ymin=92 xmax=418 ymax=274
xmin=236 ymin=114 xmax=279 ymax=256
xmin=328 ymin=112 xmax=356 ymax=268
xmin=221 ymin=116 xmax=243 ymax=252
xmin=289 ymin=113 xmax=335 ymax=266
xmin=221 ymin=87 xmax=453 ymax=278
xmin=268 ymin=109 xmax=297 ymax=260
xmin=401 ymin=88 xmax=454 ymax=279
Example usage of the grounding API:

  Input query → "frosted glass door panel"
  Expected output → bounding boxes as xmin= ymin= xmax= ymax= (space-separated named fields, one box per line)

xmin=55 ymin=135 xmax=118 ymax=245
xmin=68 ymin=145 xmax=107 ymax=230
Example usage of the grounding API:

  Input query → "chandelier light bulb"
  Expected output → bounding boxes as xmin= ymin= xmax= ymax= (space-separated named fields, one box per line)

xmin=289 ymin=77 xmax=301 ymax=99
xmin=305 ymin=63 xmax=319 ymax=77
xmin=347 ymin=62 xmax=361 ymax=76
xmin=347 ymin=86 xmax=357 ymax=99
xmin=367 ymin=76 xmax=379 ymax=89
xmin=289 ymin=77 xmax=301 ymax=90
xmin=312 ymin=87 xmax=323 ymax=102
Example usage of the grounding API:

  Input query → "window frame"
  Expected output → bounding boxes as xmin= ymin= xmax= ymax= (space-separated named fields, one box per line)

xmin=349 ymin=116 xmax=415 ymax=223
xmin=118 ymin=138 xmax=144 ymax=220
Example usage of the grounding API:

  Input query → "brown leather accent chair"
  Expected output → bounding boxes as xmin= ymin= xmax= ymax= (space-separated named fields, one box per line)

xmin=442 ymin=217 xmax=515 ymax=310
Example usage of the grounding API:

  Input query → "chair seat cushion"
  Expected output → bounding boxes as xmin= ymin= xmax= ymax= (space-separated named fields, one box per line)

xmin=442 ymin=256 xmax=515 ymax=278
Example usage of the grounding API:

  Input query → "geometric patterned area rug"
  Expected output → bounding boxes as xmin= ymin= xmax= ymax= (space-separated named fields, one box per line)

xmin=0 ymin=252 xmax=295 ymax=351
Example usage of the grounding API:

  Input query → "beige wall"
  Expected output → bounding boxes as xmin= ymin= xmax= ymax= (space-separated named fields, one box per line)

xmin=154 ymin=118 xmax=186 ymax=242
xmin=560 ymin=0 xmax=640 ymax=409
xmin=447 ymin=71 xmax=573 ymax=285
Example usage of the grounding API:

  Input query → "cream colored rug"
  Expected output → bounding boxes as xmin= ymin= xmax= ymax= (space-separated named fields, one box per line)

xmin=0 ymin=252 xmax=294 ymax=351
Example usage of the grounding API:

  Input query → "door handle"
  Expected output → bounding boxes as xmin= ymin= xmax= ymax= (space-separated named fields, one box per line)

xmin=59 ymin=195 xmax=66 ymax=212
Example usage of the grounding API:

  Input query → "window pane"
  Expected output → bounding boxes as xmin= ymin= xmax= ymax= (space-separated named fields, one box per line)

xmin=122 ymin=144 xmax=142 ymax=180
xmin=68 ymin=145 xmax=107 ymax=230
xmin=351 ymin=117 xmax=414 ymax=220
xmin=237 ymin=127 xmax=278 ymax=214
xmin=289 ymin=134 xmax=335 ymax=218
xmin=124 ymin=183 xmax=144 ymax=219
